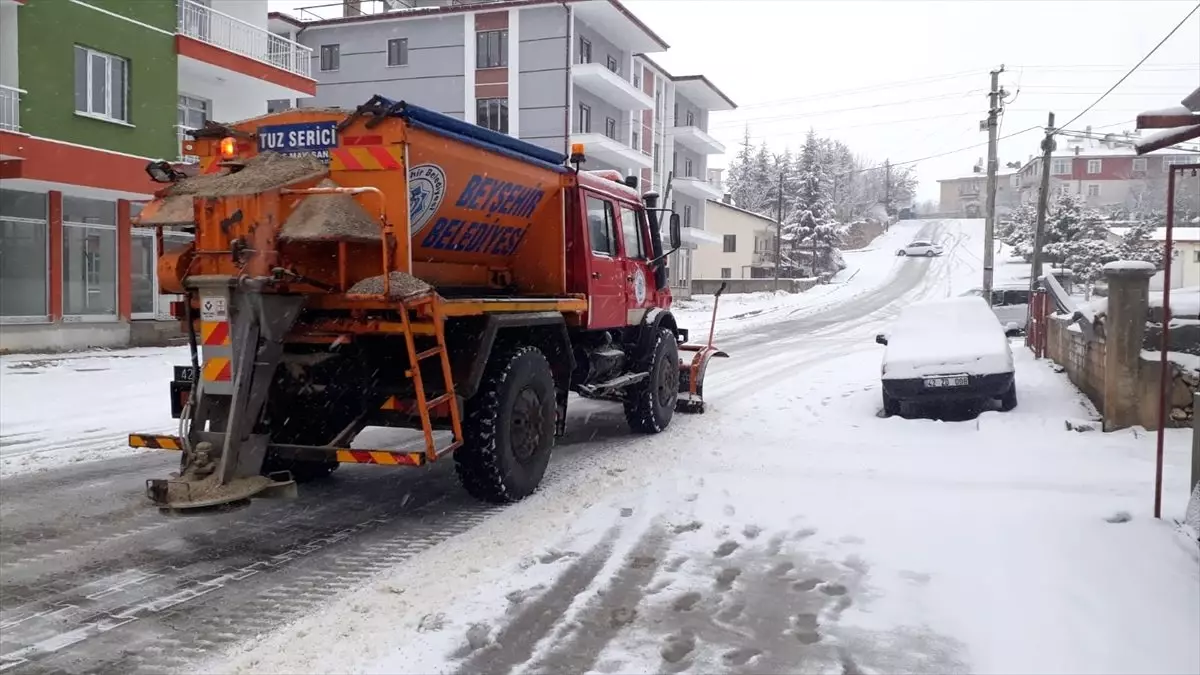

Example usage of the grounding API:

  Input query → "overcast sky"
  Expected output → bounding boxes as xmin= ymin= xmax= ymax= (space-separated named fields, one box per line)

xmin=269 ymin=0 xmax=1200 ymax=201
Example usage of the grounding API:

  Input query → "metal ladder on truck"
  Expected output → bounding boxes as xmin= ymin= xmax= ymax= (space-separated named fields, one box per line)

xmin=398 ymin=291 xmax=464 ymax=462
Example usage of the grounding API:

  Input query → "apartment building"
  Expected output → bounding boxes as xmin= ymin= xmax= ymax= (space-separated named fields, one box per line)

xmin=936 ymin=170 xmax=1020 ymax=218
xmin=1013 ymin=131 xmax=1195 ymax=212
xmin=0 ymin=0 xmax=315 ymax=352
xmin=272 ymin=0 xmax=736 ymax=295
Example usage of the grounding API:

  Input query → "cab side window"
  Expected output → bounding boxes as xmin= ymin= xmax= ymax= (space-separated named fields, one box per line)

xmin=586 ymin=195 xmax=618 ymax=256
xmin=1004 ymin=290 xmax=1030 ymax=306
xmin=619 ymin=205 xmax=645 ymax=259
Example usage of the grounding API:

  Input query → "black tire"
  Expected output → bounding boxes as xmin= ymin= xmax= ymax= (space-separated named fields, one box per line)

xmin=999 ymin=383 xmax=1018 ymax=411
xmin=925 ymin=250 xmax=936 ymax=257
xmin=455 ymin=345 xmax=557 ymax=504
xmin=882 ymin=390 xmax=901 ymax=417
xmin=624 ymin=328 xmax=679 ymax=433
xmin=897 ymin=250 xmax=907 ymax=256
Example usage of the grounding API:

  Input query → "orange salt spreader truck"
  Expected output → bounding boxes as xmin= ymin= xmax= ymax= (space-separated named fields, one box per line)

xmin=129 ymin=96 xmax=729 ymax=512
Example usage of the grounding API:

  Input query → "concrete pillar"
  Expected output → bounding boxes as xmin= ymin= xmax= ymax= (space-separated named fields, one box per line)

xmin=1102 ymin=261 xmax=1155 ymax=431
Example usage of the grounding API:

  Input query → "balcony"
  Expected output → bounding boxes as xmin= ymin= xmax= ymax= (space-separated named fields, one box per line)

xmin=573 ymin=62 xmax=653 ymax=112
xmin=0 ymin=85 xmax=21 ymax=133
xmin=673 ymin=176 xmax=724 ymax=201
xmin=178 ymin=0 xmax=313 ymax=79
xmin=672 ymin=126 xmax=725 ymax=155
xmin=572 ymin=132 xmax=652 ymax=171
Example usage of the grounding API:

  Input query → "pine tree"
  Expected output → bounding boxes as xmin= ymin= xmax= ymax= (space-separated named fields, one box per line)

xmin=785 ymin=131 xmax=838 ymax=276
xmin=1041 ymin=192 xmax=1122 ymax=295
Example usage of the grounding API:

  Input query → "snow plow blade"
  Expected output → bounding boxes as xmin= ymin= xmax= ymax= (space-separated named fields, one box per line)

xmin=676 ymin=281 xmax=730 ymax=414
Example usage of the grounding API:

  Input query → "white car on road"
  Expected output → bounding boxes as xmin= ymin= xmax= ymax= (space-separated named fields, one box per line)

xmin=876 ymin=296 xmax=1017 ymax=417
xmin=896 ymin=240 xmax=944 ymax=257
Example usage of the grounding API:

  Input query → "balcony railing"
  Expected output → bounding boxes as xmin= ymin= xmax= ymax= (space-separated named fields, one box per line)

xmin=178 ymin=0 xmax=313 ymax=79
xmin=0 ymin=85 xmax=22 ymax=133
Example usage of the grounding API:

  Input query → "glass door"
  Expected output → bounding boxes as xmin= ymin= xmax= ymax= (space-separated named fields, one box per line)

xmin=130 ymin=230 xmax=156 ymax=320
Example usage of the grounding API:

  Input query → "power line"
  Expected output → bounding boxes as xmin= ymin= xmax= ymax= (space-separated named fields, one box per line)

xmin=708 ymin=90 xmax=984 ymax=130
xmin=1058 ymin=1 xmax=1200 ymax=131
xmin=827 ymin=126 xmax=1043 ymax=178
xmin=729 ymin=69 xmax=984 ymax=111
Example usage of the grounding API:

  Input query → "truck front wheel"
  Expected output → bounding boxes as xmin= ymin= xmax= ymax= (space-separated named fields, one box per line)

xmin=455 ymin=345 xmax=557 ymax=504
xmin=624 ymin=328 xmax=679 ymax=433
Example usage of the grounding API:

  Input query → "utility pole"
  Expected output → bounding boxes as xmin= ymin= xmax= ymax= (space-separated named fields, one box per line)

xmin=774 ymin=170 xmax=784 ymax=289
xmin=982 ymin=65 xmax=1006 ymax=300
xmin=884 ymin=160 xmax=891 ymax=231
xmin=1029 ymin=111 xmax=1056 ymax=293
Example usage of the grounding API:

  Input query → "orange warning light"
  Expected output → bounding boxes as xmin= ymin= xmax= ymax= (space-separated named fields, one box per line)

xmin=570 ymin=143 xmax=585 ymax=156
xmin=219 ymin=137 xmax=237 ymax=159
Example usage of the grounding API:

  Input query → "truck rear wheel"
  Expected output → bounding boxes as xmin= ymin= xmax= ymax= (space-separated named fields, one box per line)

xmin=624 ymin=328 xmax=679 ymax=433
xmin=455 ymin=345 xmax=557 ymax=504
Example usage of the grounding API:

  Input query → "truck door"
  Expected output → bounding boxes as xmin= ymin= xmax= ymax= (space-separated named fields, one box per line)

xmin=616 ymin=202 xmax=655 ymax=324
xmin=584 ymin=193 xmax=627 ymax=329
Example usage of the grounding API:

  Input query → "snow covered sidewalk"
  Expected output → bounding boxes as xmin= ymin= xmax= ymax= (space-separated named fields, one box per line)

xmin=211 ymin=345 xmax=1200 ymax=675
xmin=0 ymin=348 xmax=190 ymax=476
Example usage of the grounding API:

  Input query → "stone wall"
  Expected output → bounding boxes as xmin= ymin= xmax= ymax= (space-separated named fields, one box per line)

xmin=1046 ymin=314 xmax=1198 ymax=429
xmin=691 ymin=278 xmax=820 ymax=296
xmin=1047 ymin=317 xmax=1106 ymax=411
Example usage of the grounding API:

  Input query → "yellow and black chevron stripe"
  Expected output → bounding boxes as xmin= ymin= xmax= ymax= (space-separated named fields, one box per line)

xmin=128 ymin=434 xmax=183 ymax=450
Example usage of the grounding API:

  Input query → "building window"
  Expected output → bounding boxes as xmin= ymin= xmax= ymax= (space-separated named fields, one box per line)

xmin=672 ymin=151 xmax=678 ymax=174
xmin=686 ymin=110 xmax=695 ymax=126
xmin=619 ymin=205 xmax=645 ymax=259
xmin=1051 ymin=158 xmax=1071 ymax=175
xmin=1194 ymin=250 xmax=1200 ymax=263
xmin=267 ymin=99 xmax=292 ymax=114
xmin=1009 ymin=174 xmax=1019 ymax=188
xmin=387 ymin=38 xmax=409 ymax=67
xmin=673 ymin=102 xmax=678 ymax=123
xmin=476 ymin=98 xmax=508 ymax=133
xmin=578 ymin=104 xmax=591 ymax=133
xmin=1087 ymin=183 xmax=1101 ymax=197
xmin=684 ymin=158 xmax=693 ymax=178
xmin=319 ymin=44 xmax=340 ymax=71
xmin=74 ymin=45 xmax=128 ymax=122
xmin=586 ymin=196 xmax=617 ymax=256
xmin=1086 ymin=159 xmax=1102 ymax=174
xmin=1132 ymin=158 xmax=1147 ymax=172
xmin=720 ymin=268 xmax=731 ymax=279
xmin=578 ymin=37 xmax=591 ymax=64
xmin=653 ymin=142 xmax=660 ymax=167
xmin=178 ymin=94 xmax=209 ymax=131
xmin=1057 ymin=184 xmax=1070 ymax=196
xmin=605 ymin=116 xmax=616 ymax=139
xmin=723 ymin=234 xmax=736 ymax=253
xmin=0 ymin=189 xmax=49 ymax=321
xmin=632 ymin=129 xmax=640 ymax=150
xmin=62 ymin=196 xmax=117 ymax=318
xmin=1164 ymin=156 xmax=1188 ymax=171
xmin=633 ymin=67 xmax=641 ymax=89
xmin=606 ymin=55 xmax=619 ymax=74
xmin=683 ymin=204 xmax=692 ymax=228
xmin=476 ymin=30 xmax=508 ymax=68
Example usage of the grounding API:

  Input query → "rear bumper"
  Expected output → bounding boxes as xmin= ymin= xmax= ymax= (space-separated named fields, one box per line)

xmin=882 ymin=371 xmax=1013 ymax=402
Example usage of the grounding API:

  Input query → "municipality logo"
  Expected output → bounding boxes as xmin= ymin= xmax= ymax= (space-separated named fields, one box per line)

xmin=409 ymin=163 xmax=447 ymax=235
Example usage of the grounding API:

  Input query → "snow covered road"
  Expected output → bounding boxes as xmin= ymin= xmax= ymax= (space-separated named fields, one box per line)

xmin=1 ymin=219 xmax=1196 ymax=675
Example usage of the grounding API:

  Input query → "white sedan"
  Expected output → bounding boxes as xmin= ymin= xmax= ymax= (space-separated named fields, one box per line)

xmin=896 ymin=240 xmax=944 ymax=257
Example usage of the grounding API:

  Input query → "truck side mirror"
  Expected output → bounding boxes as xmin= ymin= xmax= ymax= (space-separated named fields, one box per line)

xmin=669 ymin=212 xmax=682 ymax=250
xmin=875 ymin=333 xmax=888 ymax=345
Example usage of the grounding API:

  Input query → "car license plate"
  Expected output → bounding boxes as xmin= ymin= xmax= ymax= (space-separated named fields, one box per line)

xmin=923 ymin=375 xmax=968 ymax=388
xmin=257 ymin=121 xmax=338 ymax=161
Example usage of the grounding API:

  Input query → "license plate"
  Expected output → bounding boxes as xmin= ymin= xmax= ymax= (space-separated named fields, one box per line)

xmin=924 ymin=375 xmax=968 ymax=388
xmin=257 ymin=121 xmax=338 ymax=161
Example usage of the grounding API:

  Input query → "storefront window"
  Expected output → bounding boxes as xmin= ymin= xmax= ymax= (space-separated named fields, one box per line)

xmin=131 ymin=234 xmax=155 ymax=316
xmin=62 ymin=196 xmax=117 ymax=318
xmin=0 ymin=189 xmax=49 ymax=321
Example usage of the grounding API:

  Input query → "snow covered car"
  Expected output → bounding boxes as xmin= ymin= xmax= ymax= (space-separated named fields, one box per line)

xmin=961 ymin=284 xmax=1030 ymax=335
xmin=896 ymin=240 xmax=943 ymax=257
xmin=876 ymin=296 xmax=1017 ymax=416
